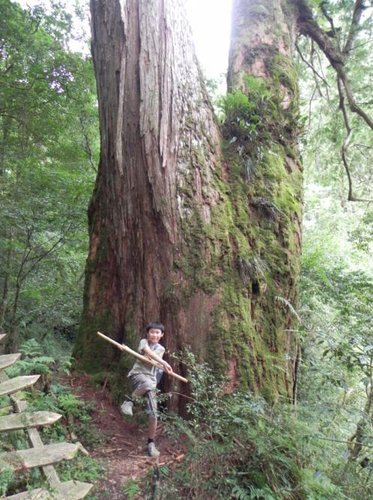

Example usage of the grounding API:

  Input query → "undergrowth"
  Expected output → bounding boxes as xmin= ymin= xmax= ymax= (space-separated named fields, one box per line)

xmin=158 ymin=351 xmax=366 ymax=499
xmin=2 ymin=338 xmax=370 ymax=498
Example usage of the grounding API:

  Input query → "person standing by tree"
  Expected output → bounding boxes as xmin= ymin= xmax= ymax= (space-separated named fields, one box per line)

xmin=120 ymin=321 xmax=173 ymax=457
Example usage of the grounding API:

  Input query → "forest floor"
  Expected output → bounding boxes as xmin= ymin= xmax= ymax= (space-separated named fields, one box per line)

xmin=66 ymin=373 xmax=185 ymax=499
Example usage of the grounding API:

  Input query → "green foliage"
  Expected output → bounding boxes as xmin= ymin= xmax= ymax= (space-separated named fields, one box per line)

xmin=297 ymin=0 xmax=372 ymax=203
xmin=218 ymin=76 xmax=277 ymax=141
xmin=162 ymin=353 xmax=344 ymax=499
xmin=0 ymin=0 xmax=98 ymax=347
xmin=6 ymin=339 xmax=55 ymax=377
xmin=0 ymin=395 xmax=11 ymax=415
xmin=219 ymin=90 xmax=255 ymax=127
xmin=57 ymin=392 xmax=85 ymax=417
xmin=0 ymin=468 xmax=14 ymax=497
xmin=2 ymin=429 xmax=29 ymax=451
xmin=23 ymin=381 xmax=103 ymax=448
xmin=297 ymin=1 xmax=372 ymax=479
xmin=179 ymin=350 xmax=228 ymax=438
xmin=57 ymin=454 xmax=104 ymax=483
xmin=298 ymin=182 xmax=373 ymax=496
xmin=122 ymin=478 xmax=141 ymax=499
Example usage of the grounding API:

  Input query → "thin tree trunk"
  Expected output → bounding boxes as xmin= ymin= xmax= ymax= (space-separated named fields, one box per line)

xmin=0 ymin=120 xmax=12 ymax=328
xmin=0 ymin=230 xmax=12 ymax=328
xmin=348 ymin=360 xmax=373 ymax=461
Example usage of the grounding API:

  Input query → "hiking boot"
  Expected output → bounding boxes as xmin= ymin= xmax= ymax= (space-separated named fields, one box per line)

xmin=120 ymin=400 xmax=133 ymax=416
xmin=147 ymin=442 xmax=160 ymax=458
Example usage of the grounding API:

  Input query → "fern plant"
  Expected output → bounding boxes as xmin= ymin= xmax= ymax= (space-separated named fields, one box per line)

xmin=0 ymin=469 xmax=14 ymax=497
xmin=122 ymin=478 xmax=141 ymax=499
xmin=6 ymin=339 xmax=55 ymax=378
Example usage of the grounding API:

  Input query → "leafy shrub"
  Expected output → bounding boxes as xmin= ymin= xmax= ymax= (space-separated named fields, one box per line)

xmin=7 ymin=339 xmax=55 ymax=373
xmin=218 ymin=75 xmax=278 ymax=142
xmin=57 ymin=454 xmax=104 ymax=483
xmin=161 ymin=352 xmax=344 ymax=499
xmin=122 ymin=478 xmax=141 ymax=499
xmin=0 ymin=468 xmax=14 ymax=497
xmin=5 ymin=339 xmax=55 ymax=393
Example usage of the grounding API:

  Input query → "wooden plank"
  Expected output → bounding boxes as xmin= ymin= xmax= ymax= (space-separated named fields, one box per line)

xmin=0 ymin=442 xmax=82 ymax=471
xmin=5 ymin=480 xmax=93 ymax=499
xmin=26 ymin=427 xmax=62 ymax=487
xmin=0 ymin=353 xmax=22 ymax=371
xmin=5 ymin=491 xmax=52 ymax=500
xmin=11 ymin=396 xmax=62 ymax=487
xmin=0 ymin=411 xmax=62 ymax=432
xmin=0 ymin=375 xmax=40 ymax=396
xmin=57 ymin=480 xmax=93 ymax=499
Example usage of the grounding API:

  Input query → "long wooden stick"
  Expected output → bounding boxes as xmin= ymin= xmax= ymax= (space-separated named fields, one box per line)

xmin=97 ymin=331 xmax=188 ymax=383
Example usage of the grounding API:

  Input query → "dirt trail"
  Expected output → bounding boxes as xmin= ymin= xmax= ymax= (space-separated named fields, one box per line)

xmin=68 ymin=374 xmax=184 ymax=499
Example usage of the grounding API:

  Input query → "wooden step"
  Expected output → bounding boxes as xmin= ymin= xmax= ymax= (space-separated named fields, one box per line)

xmin=0 ymin=353 xmax=22 ymax=371
xmin=6 ymin=491 xmax=52 ymax=500
xmin=0 ymin=375 xmax=40 ymax=397
xmin=10 ymin=395 xmax=70 ymax=488
xmin=0 ymin=411 xmax=62 ymax=432
xmin=0 ymin=442 xmax=82 ymax=472
xmin=5 ymin=480 xmax=93 ymax=499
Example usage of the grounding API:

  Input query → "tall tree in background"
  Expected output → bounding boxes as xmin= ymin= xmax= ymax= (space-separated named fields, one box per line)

xmin=74 ymin=0 xmax=303 ymax=405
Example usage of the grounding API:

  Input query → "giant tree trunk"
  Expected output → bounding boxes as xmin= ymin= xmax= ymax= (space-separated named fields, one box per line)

xmin=74 ymin=0 xmax=302 ymax=406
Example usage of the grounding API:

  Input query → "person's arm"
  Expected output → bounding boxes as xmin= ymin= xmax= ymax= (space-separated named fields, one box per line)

xmin=142 ymin=344 xmax=173 ymax=373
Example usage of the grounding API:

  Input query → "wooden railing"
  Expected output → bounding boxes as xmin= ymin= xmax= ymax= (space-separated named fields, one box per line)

xmin=0 ymin=333 xmax=93 ymax=499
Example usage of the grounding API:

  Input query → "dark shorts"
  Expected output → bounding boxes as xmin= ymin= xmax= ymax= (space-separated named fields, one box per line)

xmin=129 ymin=374 xmax=157 ymax=418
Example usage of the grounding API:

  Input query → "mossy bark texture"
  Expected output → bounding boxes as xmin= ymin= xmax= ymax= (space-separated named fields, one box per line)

xmin=74 ymin=0 xmax=302 ymax=405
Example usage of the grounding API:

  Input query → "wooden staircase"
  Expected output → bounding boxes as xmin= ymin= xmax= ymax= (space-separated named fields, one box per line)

xmin=0 ymin=334 xmax=93 ymax=499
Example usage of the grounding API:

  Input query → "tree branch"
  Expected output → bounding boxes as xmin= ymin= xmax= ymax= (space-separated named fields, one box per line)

xmin=79 ymin=116 xmax=97 ymax=173
xmin=320 ymin=1 xmax=337 ymax=38
xmin=337 ymin=70 xmax=373 ymax=129
xmin=314 ymin=436 xmax=373 ymax=448
xmin=293 ymin=0 xmax=373 ymax=130
xmin=295 ymin=40 xmax=329 ymax=87
xmin=343 ymin=0 xmax=366 ymax=55
xmin=307 ymin=84 xmax=318 ymax=128
xmin=337 ymin=78 xmax=373 ymax=202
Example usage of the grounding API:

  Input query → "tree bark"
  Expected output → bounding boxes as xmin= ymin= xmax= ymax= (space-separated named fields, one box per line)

xmin=75 ymin=0 xmax=303 ymax=406
xmin=227 ymin=0 xmax=303 ymax=401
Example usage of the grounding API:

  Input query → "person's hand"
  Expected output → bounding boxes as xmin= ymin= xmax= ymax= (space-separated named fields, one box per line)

xmin=163 ymin=362 xmax=173 ymax=374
